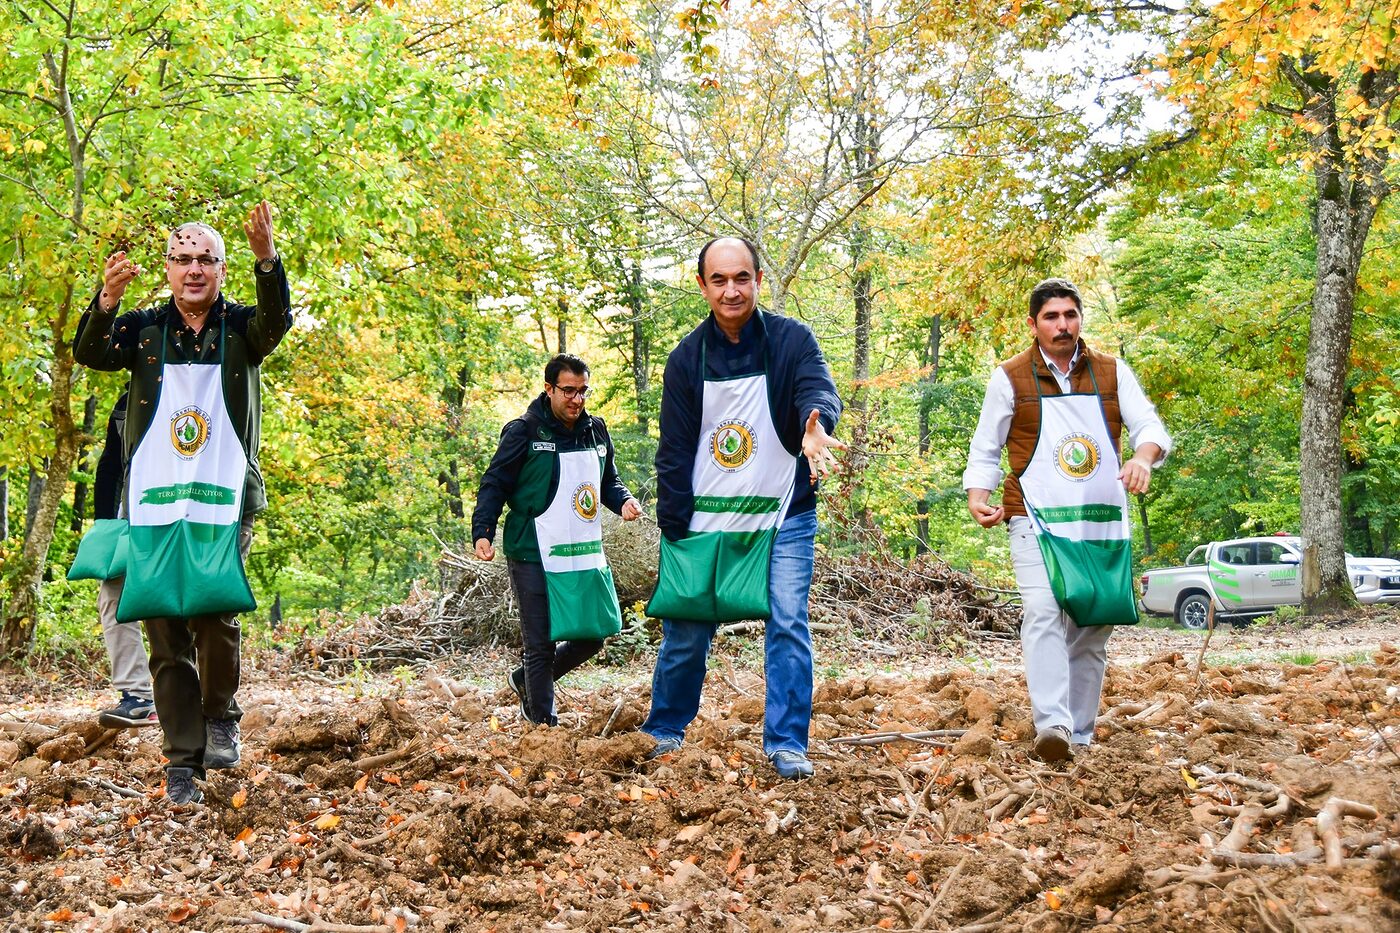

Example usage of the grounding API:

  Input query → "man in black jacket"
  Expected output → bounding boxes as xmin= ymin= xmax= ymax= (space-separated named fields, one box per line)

xmin=472 ymin=354 xmax=642 ymax=725
xmin=73 ymin=203 xmax=290 ymax=806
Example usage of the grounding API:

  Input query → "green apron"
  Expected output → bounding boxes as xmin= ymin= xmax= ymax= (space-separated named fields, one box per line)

xmin=535 ymin=446 xmax=623 ymax=641
xmin=1018 ymin=359 xmax=1138 ymax=627
xmin=115 ymin=319 xmax=255 ymax=622
xmin=647 ymin=338 xmax=796 ymax=622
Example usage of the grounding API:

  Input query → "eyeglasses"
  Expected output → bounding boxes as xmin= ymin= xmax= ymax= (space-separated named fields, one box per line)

xmin=167 ymin=254 xmax=224 ymax=268
xmin=550 ymin=384 xmax=591 ymax=400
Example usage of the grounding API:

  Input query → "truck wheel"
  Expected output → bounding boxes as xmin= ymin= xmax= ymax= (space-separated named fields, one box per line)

xmin=1175 ymin=592 xmax=1212 ymax=631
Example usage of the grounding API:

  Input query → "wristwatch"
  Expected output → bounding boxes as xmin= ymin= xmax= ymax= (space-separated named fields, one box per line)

xmin=256 ymin=256 xmax=278 ymax=274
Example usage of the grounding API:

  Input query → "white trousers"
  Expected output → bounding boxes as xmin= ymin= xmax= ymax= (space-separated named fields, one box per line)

xmin=1009 ymin=517 xmax=1112 ymax=745
xmin=98 ymin=577 xmax=152 ymax=698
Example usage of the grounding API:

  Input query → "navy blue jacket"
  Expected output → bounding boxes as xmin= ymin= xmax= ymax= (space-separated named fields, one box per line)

xmin=656 ymin=310 xmax=842 ymax=542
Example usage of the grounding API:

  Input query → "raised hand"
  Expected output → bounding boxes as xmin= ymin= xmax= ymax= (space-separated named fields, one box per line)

xmin=800 ymin=409 xmax=847 ymax=485
xmin=99 ymin=251 xmax=143 ymax=312
xmin=243 ymin=200 xmax=277 ymax=262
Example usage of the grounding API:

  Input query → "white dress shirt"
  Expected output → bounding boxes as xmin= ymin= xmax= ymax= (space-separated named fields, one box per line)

xmin=962 ymin=346 xmax=1172 ymax=492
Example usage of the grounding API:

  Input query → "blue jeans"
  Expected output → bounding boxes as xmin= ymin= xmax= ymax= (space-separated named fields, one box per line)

xmin=642 ymin=507 xmax=817 ymax=755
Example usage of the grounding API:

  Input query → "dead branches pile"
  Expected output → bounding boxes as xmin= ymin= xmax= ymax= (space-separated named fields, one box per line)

xmin=809 ymin=551 xmax=1021 ymax=645
xmin=302 ymin=519 xmax=1018 ymax=670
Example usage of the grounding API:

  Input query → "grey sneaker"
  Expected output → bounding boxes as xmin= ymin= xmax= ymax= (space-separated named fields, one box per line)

xmin=645 ymin=735 xmax=683 ymax=760
xmin=769 ymin=750 xmax=814 ymax=780
xmin=1033 ymin=725 xmax=1072 ymax=763
xmin=165 ymin=767 xmax=203 ymax=807
xmin=204 ymin=717 xmax=242 ymax=770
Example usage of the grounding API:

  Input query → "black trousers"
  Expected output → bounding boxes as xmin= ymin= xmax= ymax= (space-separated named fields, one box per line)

xmin=507 ymin=559 xmax=604 ymax=725
xmin=144 ymin=515 xmax=254 ymax=774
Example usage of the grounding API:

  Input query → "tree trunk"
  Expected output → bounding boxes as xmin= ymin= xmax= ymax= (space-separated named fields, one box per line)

xmin=845 ymin=0 xmax=878 ymax=534
xmin=0 ymin=467 xmax=8 ymax=542
xmin=24 ymin=462 xmax=46 ymax=539
xmin=557 ymin=296 xmax=568 ymax=354
xmin=629 ymin=258 xmax=650 ymax=434
xmin=3 ymin=288 xmax=81 ymax=660
xmin=1136 ymin=494 xmax=1153 ymax=557
xmin=70 ymin=393 xmax=98 ymax=532
xmin=1299 ymin=189 xmax=1371 ymax=613
xmin=915 ymin=315 xmax=942 ymax=555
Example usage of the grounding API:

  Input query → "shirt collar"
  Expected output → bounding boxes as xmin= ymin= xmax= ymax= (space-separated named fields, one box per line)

xmin=1038 ymin=342 xmax=1081 ymax=378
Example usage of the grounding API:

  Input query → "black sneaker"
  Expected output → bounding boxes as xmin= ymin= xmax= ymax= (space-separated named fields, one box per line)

xmin=165 ymin=767 xmax=203 ymax=807
xmin=204 ymin=718 xmax=241 ymax=770
xmin=507 ymin=667 xmax=528 ymax=719
xmin=97 ymin=692 xmax=158 ymax=729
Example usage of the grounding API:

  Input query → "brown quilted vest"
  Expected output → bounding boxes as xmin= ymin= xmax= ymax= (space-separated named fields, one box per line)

xmin=1000 ymin=341 xmax=1122 ymax=521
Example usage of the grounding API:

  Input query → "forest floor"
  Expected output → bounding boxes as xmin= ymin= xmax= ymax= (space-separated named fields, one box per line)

xmin=2 ymin=611 xmax=1398 ymax=933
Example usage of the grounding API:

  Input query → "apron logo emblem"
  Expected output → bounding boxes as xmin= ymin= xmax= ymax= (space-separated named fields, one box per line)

xmin=572 ymin=483 xmax=599 ymax=521
xmin=1054 ymin=433 xmax=1100 ymax=482
xmin=170 ymin=407 xmax=211 ymax=460
xmin=711 ymin=420 xmax=755 ymax=472
xmin=596 ymin=444 xmax=607 ymax=459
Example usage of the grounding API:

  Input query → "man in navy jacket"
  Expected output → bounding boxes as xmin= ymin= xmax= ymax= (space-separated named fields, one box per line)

xmin=643 ymin=237 xmax=844 ymax=780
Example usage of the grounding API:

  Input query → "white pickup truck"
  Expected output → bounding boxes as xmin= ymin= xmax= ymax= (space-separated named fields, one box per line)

xmin=1139 ymin=535 xmax=1400 ymax=629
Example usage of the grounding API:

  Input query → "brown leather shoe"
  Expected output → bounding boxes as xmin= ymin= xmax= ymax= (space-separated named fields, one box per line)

xmin=1034 ymin=725 xmax=1071 ymax=762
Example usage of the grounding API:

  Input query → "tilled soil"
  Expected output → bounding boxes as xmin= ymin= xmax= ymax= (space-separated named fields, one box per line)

xmin=2 ymin=627 xmax=1398 ymax=932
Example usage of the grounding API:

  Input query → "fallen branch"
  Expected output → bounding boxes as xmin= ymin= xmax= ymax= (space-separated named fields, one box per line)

xmin=353 ymin=737 xmax=426 ymax=772
xmin=92 ymin=777 xmax=144 ymax=799
xmin=237 ymin=913 xmax=395 ymax=933
xmin=600 ymin=697 xmax=626 ymax=739
xmin=913 ymin=852 xmax=968 ymax=929
xmin=1317 ymin=796 xmax=1380 ymax=870
xmin=830 ymin=729 xmax=967 ymax=747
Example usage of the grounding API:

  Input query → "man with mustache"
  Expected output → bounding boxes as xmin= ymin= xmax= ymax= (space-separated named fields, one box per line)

xmin=963 ymin=278 xmax=1170 ymax=762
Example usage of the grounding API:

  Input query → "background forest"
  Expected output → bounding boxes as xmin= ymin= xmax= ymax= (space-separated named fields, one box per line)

xmin=2 ymin=0 xmax=1397 ymax=658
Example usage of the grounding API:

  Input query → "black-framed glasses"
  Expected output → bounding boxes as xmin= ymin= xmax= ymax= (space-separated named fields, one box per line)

xmin=550 ymin=384 xmax=591 ymax=399
xmin=167 ymin=254 xmax=224 ymax=268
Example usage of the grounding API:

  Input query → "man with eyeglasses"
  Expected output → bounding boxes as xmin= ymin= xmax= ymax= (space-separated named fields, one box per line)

xmin=472 ymin=353 xmax=643 ymax=726
xmin=72 ymin=202 xmax=290 ymax=807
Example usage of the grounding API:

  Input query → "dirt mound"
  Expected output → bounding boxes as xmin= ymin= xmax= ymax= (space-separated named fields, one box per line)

xmin=2 ymin=642 xmax=1398 ymax=931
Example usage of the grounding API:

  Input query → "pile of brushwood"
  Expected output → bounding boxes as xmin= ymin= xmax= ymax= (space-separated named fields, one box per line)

xmin=298 ymin=518 xmax=1018 ymax=673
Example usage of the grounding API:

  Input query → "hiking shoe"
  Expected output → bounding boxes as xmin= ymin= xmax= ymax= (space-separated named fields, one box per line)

xmin=645 ymin=735 xmax=683 ymax=760
xmin=1033 ymin=725 xmax=1072 ymax=763
xmin=204 ymin=718 xmax=242 ymax=770
xmin=97 ymin=692 xmax=158 ymax=729
xmin=509 ymin=666 xmax=556 ymax=724
xmin=165 ymin=767 xmax=204 ymax=807
xmin=769 ymin=750 xmax=814 ymax=780
xmin=507 ymin=667 xmax=529 ymax=719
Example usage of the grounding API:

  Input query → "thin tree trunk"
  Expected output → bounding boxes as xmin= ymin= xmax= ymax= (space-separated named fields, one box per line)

xmin=1136 ymin=494 xmax=1153 ymax=557
xmin=70 ymin=393 xmax=98 ymax=532
xmin=629 ymin=258 xmax=649 ymax=434
xmin=557 ymin=296 xmax=568 ymax=354
xmin=3 ymin=287 xmax=82 ymax=660
xmin=915 ymin=315 xmax=942 ymax=555
xmin=24 ymin=462 xmax=46 ymax=539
